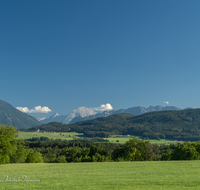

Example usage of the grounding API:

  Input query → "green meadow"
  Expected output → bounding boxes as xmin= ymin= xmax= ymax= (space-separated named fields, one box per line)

xmin=17 ymin=132 xmax=179 ymax=145
xmin=1 ymin=161 xmax=200 ymax=190
xmin=17 ymin=132 xmax=83 ymax=141
xmin=105 ymin=135 xmax=177 ymax=145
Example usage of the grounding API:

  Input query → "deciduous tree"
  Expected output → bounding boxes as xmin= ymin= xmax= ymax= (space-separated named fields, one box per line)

xmin=0 ymin=125 xmax=18 ymax=164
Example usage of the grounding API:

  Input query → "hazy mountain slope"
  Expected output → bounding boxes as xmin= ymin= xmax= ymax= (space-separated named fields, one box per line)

xmin=40 ymin=113 xmax=68 ymax=124
xmin=0 ymin=100 xmax=41 ymax=129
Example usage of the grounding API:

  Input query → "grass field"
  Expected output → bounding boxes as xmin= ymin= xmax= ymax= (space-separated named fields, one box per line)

xmin=18 ymin=132 xmax=179 ymax=145
xmin=105 ymin=135 xmax=177 ymax=145
xmin=17 ymin=132 xmax=84 ymax=141
xmin=0 ymin=161 xmax=200 ymax=189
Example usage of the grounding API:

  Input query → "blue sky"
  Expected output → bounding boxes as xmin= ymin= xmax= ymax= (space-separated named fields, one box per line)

xmin=1 ymin=0 xmax=200 ymax=119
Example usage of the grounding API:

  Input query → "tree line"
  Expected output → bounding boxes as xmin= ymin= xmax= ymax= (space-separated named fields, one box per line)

xmin=24 ymin=138 xmax=200 ymax=162
xmin=2 ymin=124 xmax=200 ymax=164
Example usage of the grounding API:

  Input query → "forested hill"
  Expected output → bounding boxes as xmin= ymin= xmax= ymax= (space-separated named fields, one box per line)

xmin=26 ymin=109 xmax=200 ymax=141
xmin=26 ymin=113 xmax=134 ymax=133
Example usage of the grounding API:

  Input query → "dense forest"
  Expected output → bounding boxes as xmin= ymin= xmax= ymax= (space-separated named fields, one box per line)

xmin=22 ymin=139 xmax=200 ymax=162
xmin=25 ymin=109 xmax=200 ymax=141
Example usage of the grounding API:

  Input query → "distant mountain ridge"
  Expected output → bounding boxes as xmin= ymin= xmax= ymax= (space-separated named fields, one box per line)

xmin=0 ymin=100 xmax=41 ymax=129
xmin=40 ymin=105 xmax=181 ymax=124
xmin=40 ymin=106 xmax=96 ymax=124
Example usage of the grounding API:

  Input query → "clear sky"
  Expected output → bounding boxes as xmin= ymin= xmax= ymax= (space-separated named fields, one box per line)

xmin=1 ymin=0 xmax=200 ymax=119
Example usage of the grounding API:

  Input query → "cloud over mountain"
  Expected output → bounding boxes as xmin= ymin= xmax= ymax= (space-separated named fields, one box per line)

xmin=16 ymin=106 xmax=52 ymax=113
xmin=93 ymin=103 xmax=113 ymax=111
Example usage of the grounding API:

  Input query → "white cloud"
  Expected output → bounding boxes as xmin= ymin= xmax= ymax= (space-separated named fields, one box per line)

xmin=16 ymin=106 xmax=52 ymax=113
xmin=93 ymin=103 xmax=113 ymax=111
xmin=16 ymin=107 xmax=30 ymax=113
xmin=164 ymin=101 xmax=169 ymax=104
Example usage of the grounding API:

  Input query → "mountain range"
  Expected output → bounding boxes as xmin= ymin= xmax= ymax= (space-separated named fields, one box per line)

xmin=40 ymin=105 xmax=181 ymax=124
xmin=0 ymin=99 xmax=188 ymax=130
xmin=27 ymin=108 xmax=200 ymax=141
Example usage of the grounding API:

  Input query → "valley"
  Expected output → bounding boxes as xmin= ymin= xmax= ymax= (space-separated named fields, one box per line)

xmin=17 ymin=131 xmax=178 ymax=145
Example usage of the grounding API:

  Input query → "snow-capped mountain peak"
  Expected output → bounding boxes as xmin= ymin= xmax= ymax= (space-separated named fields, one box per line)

xmin=38 ymin=117 xmax=46 ymax=121
xmin=52 ymin=113 xmax=59 ymax=118
xmin=63 ymin=106 xmax=96 ymax=124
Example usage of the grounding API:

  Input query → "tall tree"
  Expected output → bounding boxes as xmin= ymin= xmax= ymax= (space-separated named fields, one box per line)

xmin=0 ymin=125 xmax=18 ymax=164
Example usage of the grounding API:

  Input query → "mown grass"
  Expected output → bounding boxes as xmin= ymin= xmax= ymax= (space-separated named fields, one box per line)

xmin=0 ymin=161 xmax=200 ymax=189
